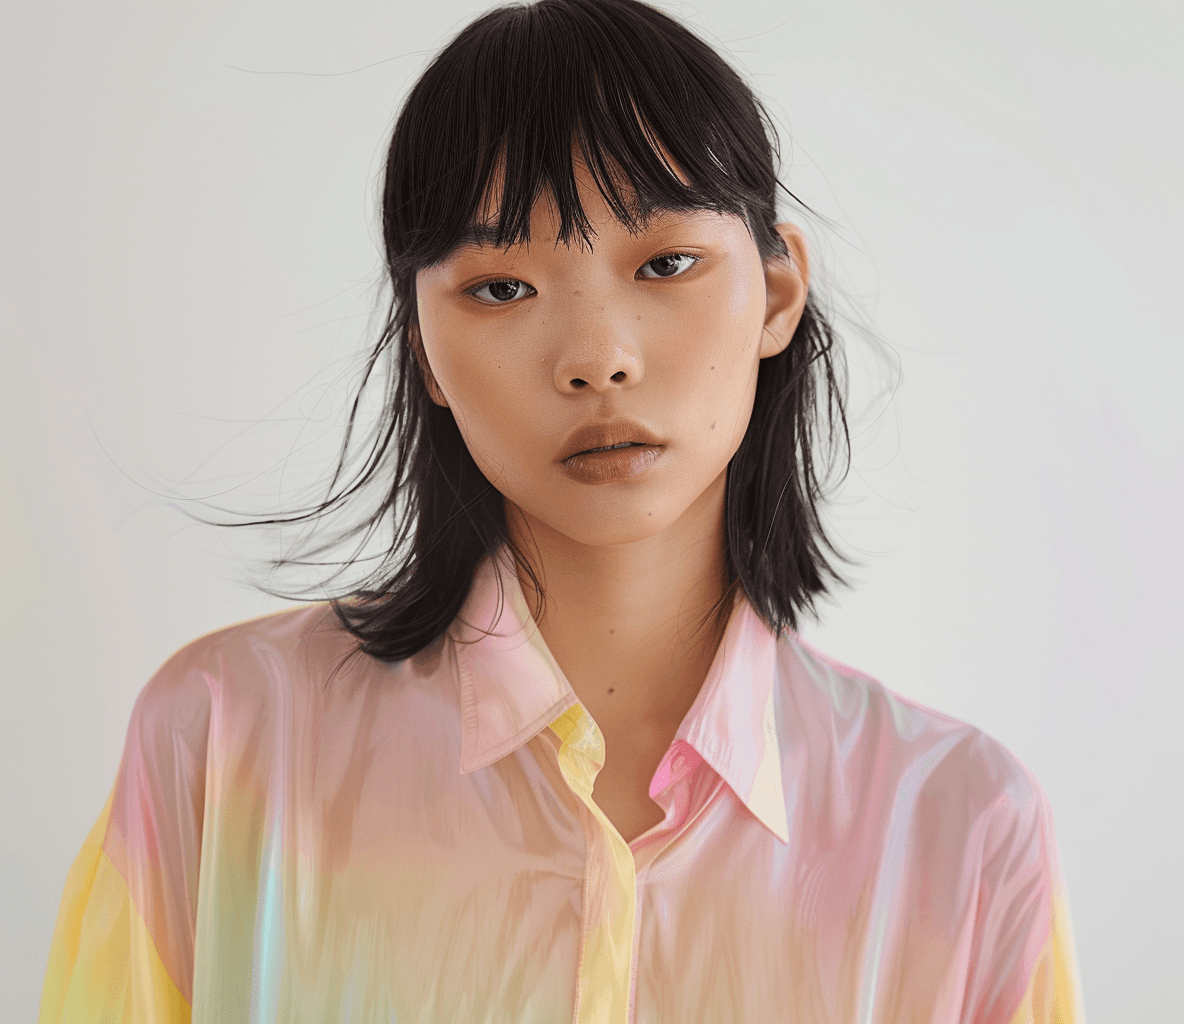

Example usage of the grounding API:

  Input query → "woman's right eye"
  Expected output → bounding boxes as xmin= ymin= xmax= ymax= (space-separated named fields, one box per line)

xmin=469 ymin=279 xmax=534 ymax=304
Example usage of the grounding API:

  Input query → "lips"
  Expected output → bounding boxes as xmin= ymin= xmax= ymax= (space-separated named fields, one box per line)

xmin=582 ymin=441 xmax=646 ymax=454
xmin=559 ymin=417 xmax=665 ymax=462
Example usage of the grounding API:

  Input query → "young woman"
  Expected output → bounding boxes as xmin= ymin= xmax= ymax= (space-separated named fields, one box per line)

xmin=39 ymin=1 xmax=1085 ymax=1021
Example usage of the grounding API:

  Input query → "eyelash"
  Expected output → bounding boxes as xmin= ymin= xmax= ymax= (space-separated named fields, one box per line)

xmin=465 ymin=252 xmax=702 ymax=304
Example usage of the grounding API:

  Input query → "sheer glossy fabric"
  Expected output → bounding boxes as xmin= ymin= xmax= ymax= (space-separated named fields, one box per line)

xmin=40 ymin=545 xmax=1085 ymax=1022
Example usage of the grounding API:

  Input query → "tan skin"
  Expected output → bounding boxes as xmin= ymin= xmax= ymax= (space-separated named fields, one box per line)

xmin=414 ymin=161 xmax=810 ymax=843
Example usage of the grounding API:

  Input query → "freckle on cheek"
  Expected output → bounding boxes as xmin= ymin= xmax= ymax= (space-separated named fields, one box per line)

xmin=710 ymin=422 xmax=715 ymax=429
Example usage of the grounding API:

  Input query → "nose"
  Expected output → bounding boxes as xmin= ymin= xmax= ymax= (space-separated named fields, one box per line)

xmin=552 ymin=303 xmax=645 ymax=395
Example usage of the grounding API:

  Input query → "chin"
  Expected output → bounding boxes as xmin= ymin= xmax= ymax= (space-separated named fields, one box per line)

xmin=517 ymin=502 xmax=678 ymax=549
xmin=564 ymin=516 xmax=673 ymax=548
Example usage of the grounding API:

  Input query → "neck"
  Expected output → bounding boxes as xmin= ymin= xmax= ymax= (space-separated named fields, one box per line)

xmin=506 ymin=472 xmax=734 ymax=736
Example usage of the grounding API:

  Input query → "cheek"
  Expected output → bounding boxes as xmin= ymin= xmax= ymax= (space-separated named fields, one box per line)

xmin=664 ymin=269 xmax=765 ymax=391
xmin=689 ymin=260 xmax=765 ymax=343
xmin=425 ymin=330 xmax=538 ymax=461
xmin=416 ymin=296 xmax=498 ymax=422
xmin=672 ymin=270 xmax=767 ymax=454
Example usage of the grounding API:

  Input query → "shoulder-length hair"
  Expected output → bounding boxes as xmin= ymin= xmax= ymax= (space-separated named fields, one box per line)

xmin=239 ymin=0 xmax=850 ymax=663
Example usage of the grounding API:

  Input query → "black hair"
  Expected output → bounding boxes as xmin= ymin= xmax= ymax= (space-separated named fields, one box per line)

xmin=228 ymin=0 xmax=850 ymax=663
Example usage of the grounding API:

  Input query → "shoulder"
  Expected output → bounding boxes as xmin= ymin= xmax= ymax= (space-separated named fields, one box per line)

xmin=779 ymin=634 xmax=1062 ymax=1012
xmin=127 ymin=603 xmax=352 ymax=747
xmin=160 ymin=601 xmax=349 ymax=670
xmin=780 ymin=633 xmax=1048 ymax=832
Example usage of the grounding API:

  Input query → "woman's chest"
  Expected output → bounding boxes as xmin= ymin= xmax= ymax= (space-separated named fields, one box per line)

xmin=192 ymin=773 xmax=970 ymax=1024
xmin=193 ymin=713 xmax=981 ymax=1023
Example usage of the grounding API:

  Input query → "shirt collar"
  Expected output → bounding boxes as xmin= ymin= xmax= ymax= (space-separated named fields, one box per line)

xmin=450 ymin=545 xmax=790 ymax=844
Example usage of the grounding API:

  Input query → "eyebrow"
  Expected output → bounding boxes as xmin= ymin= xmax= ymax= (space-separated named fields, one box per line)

xmin=437 ymin=204 xmax=706 ymax=266
xmin=446 ymin=222 xmax=502 ymax=256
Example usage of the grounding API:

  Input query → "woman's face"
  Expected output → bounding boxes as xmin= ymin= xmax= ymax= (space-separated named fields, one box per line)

xmin=414 ymin=162 xmax=809 ymax=551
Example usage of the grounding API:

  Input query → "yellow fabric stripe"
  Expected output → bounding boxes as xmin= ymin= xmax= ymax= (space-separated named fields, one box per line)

xmin=1049 ymin=886 xmax=1086 ymax=1021
xmin=549 ymin=705 xmax=637 ymax=1024
xmin=1006 ymin=888 xmax=1086 ymax=1024
xmin=39 ymin=784 xmax=191 ymax=1024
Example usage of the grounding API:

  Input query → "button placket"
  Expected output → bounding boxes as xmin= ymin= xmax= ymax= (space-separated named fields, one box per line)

xmin=549 ymin=705 xmax=639 ymax=1024
xmin=627 ymin=750 xmax=726 ymax=1022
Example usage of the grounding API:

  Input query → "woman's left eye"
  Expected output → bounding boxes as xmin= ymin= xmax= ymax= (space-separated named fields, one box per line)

xmin=638 ymin=253 xmax=700 ymax=279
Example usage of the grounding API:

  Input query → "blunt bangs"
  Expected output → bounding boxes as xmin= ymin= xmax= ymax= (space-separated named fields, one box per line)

xmin=383 ymin=0 xmax=785 ymax=279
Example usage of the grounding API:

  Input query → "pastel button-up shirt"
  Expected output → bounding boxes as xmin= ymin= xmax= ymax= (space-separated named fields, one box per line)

xmin=40 ymin=546 xmax=1085 ymax=1022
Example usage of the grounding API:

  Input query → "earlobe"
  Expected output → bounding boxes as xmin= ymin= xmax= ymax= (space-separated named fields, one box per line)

xmin=760 ymin=223 xmax=810 ymax=359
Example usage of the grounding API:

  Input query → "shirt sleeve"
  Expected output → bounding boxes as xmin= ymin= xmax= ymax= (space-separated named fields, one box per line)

xmin=963 ymin=771 xmax=1086 ymax=1024
xmin=38 ymin=646 xmax=211 ymax=1024
xmin=1004 ymin=878 xmax=1085 ymax=1024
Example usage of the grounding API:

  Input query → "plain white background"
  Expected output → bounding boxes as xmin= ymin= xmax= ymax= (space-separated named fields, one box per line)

xmin=3 ymin=0 xmax=1181 ymax=1018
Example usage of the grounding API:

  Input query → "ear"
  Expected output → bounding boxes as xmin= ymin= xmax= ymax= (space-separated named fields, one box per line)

xmin=408 ymin=321 xmax=450 ymax=408
xmin=759 ymin=223 xmax=810 ymax=359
